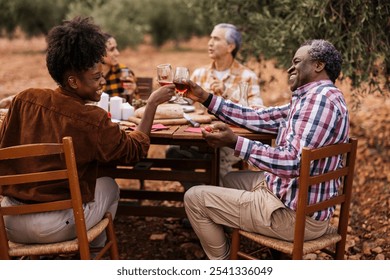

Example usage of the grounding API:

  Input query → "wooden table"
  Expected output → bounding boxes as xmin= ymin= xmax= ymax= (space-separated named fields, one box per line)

xmin=98 ymin=122 xmax=276 ymax=218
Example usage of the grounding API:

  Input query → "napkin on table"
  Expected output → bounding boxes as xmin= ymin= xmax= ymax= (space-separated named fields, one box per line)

xmin=121 ymin=123 xmax=169 ymax=132
xmin=184 ymin=127 xmax=202 ymax=133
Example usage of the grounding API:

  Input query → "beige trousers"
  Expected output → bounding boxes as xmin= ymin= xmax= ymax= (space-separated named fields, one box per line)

xmin=184 ymin=170 xmax=329 ymax=259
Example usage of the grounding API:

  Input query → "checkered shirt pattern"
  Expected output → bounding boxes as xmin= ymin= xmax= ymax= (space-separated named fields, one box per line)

xmin=191 ymin=60 xmax=263 ymax=107
xmin=207 ymin=80 xmax=350 ymax=221
xmin=103 ymin=63 xmax=127 ymax=96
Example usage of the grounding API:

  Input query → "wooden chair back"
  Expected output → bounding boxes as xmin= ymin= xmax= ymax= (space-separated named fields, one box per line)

xmin=136 ymin=77 xmax=154 ymax=100
xmin=230 ymin=137 xmax=358 ymax=260
xmin=0 ymin=137 xmax=119 ymax=260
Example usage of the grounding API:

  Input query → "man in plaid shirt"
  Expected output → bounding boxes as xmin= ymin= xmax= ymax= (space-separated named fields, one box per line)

xmin=182 ymin=39 xmax=349 ymax=259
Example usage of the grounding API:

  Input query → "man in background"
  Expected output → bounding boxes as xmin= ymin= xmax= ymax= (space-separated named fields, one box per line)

xmin=167 ymin=23 xmax=263 ymax=187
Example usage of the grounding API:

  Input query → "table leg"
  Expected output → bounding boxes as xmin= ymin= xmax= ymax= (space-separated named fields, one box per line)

xmin=211 ymin=148 xmax=220 ymax=186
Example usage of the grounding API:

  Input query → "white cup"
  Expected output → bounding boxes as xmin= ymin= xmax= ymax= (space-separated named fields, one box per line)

xmin=121 ymin=102 xmax=134 ymax=120
xmin=109 ymin=96 xmax=123 ymax=120
xmin=97 ymin=92 xmax=109 ymax=111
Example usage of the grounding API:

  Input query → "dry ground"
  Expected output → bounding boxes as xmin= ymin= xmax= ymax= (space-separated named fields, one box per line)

xmin=0 ymin=35 xmax=388 ymax=260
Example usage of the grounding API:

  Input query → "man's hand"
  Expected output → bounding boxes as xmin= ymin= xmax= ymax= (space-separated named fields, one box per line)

xmin=182 ymin=80 xmax=209 ymax=103
xmin=201 ymin=122 xmax=238 ymax=149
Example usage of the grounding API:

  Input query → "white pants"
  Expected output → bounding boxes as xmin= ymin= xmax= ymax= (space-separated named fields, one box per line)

xmin=2 ymin=177 xmax=120 ymax=247
xmin=184 ymin=170 xmax=329 ymax=259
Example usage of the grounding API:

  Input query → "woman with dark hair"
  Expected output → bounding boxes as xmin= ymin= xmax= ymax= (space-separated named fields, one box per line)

xmin=0 ymin=16 xmax=175 ymax=247
xmin=102 ymin=33 xmax=137 ymax=103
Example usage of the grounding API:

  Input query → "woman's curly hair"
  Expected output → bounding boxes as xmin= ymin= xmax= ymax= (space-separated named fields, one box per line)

xmin=301 ymin=39 xmax=343 ymax=83
xmin=46 ymin=16 xmax=107 ymax=86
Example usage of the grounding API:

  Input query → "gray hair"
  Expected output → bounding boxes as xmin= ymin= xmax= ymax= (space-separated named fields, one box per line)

xmin=214 ymin=23 xmax=242 ymax=58
xmin=301 ymin=39 xmax=343 ymax=83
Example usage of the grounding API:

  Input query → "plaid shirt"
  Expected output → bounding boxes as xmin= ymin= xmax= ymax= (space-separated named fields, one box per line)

xmin=103 ymin=63 xmax=128 ymax=96
xmin=207 ymin=80 xmax=350 ymax=221
xmin=191 ymin=60 xmax=263 ymax=107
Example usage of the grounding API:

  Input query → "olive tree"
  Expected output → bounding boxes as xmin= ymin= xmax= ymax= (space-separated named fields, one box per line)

xmin=191 ymin=0 xmax=390 ymax=95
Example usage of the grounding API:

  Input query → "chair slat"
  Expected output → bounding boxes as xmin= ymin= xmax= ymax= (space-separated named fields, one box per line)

xmin=0 ymin=200 xmax=72 ymax=215
xmin=0 ymin=170 xmax=68 ymax=185
xmin=306 ymin=142 xmax=351 ymax=161
xmin=0 ymin=136 xmax=119 ymax=260
xmin=308 ymin=167 xmax=348 ymax=185
xmin=0 ymin=144 xmax=63 ymax=160
xmin=305 ymin=195 xmax=345 ymax=215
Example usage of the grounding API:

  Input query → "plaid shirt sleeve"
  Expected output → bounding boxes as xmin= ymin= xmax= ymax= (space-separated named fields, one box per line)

xmin=208 ymin=81 xmax=349 ymax=177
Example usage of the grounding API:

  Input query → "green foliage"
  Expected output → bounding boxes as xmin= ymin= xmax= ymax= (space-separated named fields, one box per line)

xmin=67 ymin=0 xmax=207 ymax=48
xmin=67 ymin=0 xmax=146 ymax=48
xmin=191 ymin=0 xmax=390 ymax=94
xmin=0 ymin=0 xmax=72 ymax=36
xmin=0 ymin=0 xmax=388 ymax=94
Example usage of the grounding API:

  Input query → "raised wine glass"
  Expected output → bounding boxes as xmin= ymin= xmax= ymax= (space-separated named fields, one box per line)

xmin=156 ymin=64 xmax=173 ymax=86
xmin=173 ymin=66 xmax=190 ymax=105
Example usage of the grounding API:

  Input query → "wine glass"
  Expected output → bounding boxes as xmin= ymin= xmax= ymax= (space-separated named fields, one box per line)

xmin=156 ymin=64 xmax=173 ymax=86
xmin=173 ymin=66 xmax=190 ymax=105
xmin=120 ymin=68 xmax=136 ymax=103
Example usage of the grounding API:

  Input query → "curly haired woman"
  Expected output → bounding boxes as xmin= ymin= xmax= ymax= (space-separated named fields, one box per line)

xmin=0 ymin=16 xmax=175 ymax=247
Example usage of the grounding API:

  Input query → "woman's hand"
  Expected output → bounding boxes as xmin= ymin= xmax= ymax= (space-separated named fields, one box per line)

xmin=136 ymin=84 xmax=175 ymax=136
xmin=147 ymin=84 xmax=176 ymax=107
xmin=122 ymin=75 xmax=137 ymax=94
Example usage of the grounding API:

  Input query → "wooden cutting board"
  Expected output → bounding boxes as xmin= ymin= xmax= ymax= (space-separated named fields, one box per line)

xmin=128 ymin=113 xmax=214 ymax=125
xmin=135 ymin=103 xmax=184 ymax=119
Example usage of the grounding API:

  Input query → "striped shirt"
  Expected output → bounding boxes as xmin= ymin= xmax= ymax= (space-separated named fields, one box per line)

xmin=207 ymin=80 xmax=350 ymax=220
xmin=191 ymin=60 xmax=263 ymax=107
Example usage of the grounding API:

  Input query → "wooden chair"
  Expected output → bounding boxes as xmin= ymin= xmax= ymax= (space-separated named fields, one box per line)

xmin=0 ymin=137 xmax=119 ymax=260
xmin=136 ymin=76 xmax=154 ymax=100
xmin=230 ymin=138 xmax=358 ymax=260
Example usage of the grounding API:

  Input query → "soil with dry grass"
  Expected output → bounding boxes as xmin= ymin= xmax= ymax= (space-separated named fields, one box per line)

xmin=0 ymin=35 xmax=388 ymax=260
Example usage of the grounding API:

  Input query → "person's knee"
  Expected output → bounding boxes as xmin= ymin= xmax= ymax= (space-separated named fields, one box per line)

xmin=184 ymin=186 xmax=196 ymax=207
xmin=221 ymin=172 xmax=235 ymax=188
xmin=96 ymin=177 xmax=120 ymax=201
xmin=184 ymin=185 xmax=205 ymax=208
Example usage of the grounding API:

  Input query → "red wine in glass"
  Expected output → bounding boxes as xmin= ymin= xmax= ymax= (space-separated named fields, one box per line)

xmin=173 ymin=81 xmax=189 ymax=93
xmin=172 ymin=66 xmax=190 ymax=104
